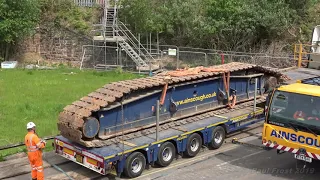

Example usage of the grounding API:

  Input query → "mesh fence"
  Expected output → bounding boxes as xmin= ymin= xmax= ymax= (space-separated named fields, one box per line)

xmin=81 ymin=44 xmax=296 ymax=71
xmin=80 ymin=45 xmax=138 ymax=70
xmin=73 ymin=0 xmax=105 ymax=7
xmin=155 ymin=45 xmax=296 ymax=70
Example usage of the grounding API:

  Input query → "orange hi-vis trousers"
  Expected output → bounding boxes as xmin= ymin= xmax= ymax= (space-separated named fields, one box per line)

xmin=25 ymin=132 xmax=45 ymax=180
xmin=27 ymin=151 xmax=44 ymax=180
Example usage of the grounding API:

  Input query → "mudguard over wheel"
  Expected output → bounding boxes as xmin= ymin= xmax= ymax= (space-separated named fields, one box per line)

xmin=156 ymin=141 xmax=176 ymax=167
xmin=123 ymin=152 xmax=146 ymax=178
xmin=208 ymin=126 xmax=225 ymax=149
xmin=184 ymin=133 xmax=202 ymax=157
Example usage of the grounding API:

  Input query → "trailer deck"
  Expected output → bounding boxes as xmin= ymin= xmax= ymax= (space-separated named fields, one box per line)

xmin=54 ymin=105 xmax=264 ymax=177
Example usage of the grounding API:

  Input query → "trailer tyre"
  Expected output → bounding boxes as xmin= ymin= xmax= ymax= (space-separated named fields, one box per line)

xmin=123 ymin=152 xmax=146 ymax=178
xmin=156 ymin=142 xmax=176 ymax=167
xmin=184 ymin=133 xmax=202 ymax=157
xmin=209 ymin=126 xmax=225 ymax=149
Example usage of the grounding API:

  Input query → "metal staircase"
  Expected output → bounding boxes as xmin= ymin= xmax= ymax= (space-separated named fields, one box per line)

xmin=98 ymin=0 xmax=159 ymax=71
xmin=101 ymin=1 xmax=116 ymax=38
xmin=76 ymin=0 xmax=159 ymax=71
xmin=119 ymin=41 xmax=149 ymax=67
xmin=105 ymin=7 xmax=116 ymax=37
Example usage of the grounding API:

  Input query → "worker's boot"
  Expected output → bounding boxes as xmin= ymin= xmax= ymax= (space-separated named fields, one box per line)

xmin=32 ymin=178 xmax=37 ymax=180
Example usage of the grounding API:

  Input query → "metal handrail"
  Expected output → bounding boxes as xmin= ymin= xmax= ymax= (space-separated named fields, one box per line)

xmin=111 ymin=14 xmax=155 ymax=62
xmin=293 ymin=44 xmax=314 ymax=67
xmin=116 ymin=28 xmax=149 ymax=62
xmin=119 ymin=36 xmax=148 ymax=66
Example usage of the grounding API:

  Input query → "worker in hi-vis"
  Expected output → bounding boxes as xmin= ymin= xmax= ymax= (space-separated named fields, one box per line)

xmin=24 ymin=122 xmax=46 ymax=180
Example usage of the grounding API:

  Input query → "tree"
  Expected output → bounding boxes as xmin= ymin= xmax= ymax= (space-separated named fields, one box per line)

xmin=119 ymin=0 xmax=207 ymax=46
xmin=119 ymin=0 xmax=314 ymax=52
xmin=204 ymin=0 xmax=292 ymax=51
xmin=0 ymin=0 xmax=41 ymax=61
xmin=39 ymin=0 xmax=99 ymax=34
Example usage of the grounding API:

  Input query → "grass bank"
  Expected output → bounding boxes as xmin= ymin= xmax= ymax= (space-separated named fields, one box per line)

xmin=0 ymin=68 xmax=142 ymax=156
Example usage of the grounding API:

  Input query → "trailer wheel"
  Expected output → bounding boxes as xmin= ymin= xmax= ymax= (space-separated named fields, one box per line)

xmin=209 ymin=126 xmax=225 ymax=149
xmin=156 ymin=142 xmax=176 ymax=167
xmin=184 ymin=133 xmax=202 ymax=157
xmin=123 ymin=152 xmax=146 ymax=178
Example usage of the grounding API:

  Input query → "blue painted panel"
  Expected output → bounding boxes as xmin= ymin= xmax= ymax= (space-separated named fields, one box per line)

xmin=230 ymin=78 xmax=247 ymax=95
xmin=96 ymin=75 xmax=264 ymax=137
xmin=248 ymin=78 xmax=261 ymax=94
xmin=170 ymin=79 xmax=220 ymax=108
xmin=98 ymin=93 xmax=161 ymax=136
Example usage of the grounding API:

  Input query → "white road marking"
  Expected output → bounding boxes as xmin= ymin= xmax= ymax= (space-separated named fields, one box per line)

xmin=134 ymin=144 xmax=240 ymax=179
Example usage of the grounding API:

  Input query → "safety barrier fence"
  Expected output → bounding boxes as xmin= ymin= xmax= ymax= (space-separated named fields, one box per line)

xmin=80 ymin=44 xmax=296 ymax=70
xmin=73 ymin=0 xmax=119 ymax=7
xmin=153 ymin=45 xmax=296 ymax=69
xmin=73 ymin=0 xmax=105 ymax=7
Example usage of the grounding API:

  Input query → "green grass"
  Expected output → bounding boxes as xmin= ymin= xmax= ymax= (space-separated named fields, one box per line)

xmin=0 ymin=68 xmax=142 ymax=157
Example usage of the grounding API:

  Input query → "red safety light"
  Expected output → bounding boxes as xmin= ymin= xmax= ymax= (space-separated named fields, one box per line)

xmin=97 ymin=161 xmax=105 ymax=169
xmin=100 ymin=168 xmax=105 ymax=174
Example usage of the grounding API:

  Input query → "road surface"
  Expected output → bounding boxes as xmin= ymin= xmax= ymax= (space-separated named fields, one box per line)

xmin=130 ymin=137 xmax=320 ymax=180
xmin=2 ymin=124 xmax=319 ymax=180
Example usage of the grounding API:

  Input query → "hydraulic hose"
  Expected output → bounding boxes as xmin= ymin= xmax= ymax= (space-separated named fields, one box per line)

xmin=43 ymin=152 xmax=74 ymax=180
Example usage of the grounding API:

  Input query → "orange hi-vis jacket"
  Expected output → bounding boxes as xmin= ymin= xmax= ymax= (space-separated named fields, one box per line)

xmin=25 ymin=132 xmax=46 ymax=180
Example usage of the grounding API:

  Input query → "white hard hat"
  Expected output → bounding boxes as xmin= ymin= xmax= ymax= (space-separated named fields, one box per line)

xmin=27 ymin=122 xmax=36 ymax=129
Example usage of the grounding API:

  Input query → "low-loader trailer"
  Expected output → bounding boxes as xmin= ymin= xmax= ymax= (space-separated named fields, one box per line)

xmin=54 ymin=100 xmax=265 ymax=178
